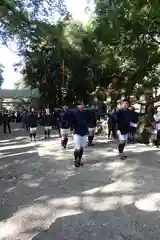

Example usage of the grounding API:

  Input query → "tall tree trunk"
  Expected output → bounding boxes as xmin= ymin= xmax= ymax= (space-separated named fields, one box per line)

xmin=136 ymin=92 xmax=154 ymax=144
xmin=110 ymin=91 xmax=119 ymax=110
xmin=57 ymin=88 xmax=62 ymax=106
xmin=145 ymin=96 xmax=154 ymax=121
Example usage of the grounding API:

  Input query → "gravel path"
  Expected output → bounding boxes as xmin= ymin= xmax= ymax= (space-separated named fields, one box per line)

xmin=0 ymin=123 xmax=160 ymax=240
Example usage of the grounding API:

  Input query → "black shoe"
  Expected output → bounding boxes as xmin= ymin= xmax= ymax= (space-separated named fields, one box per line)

xmin=45 ymin=136 xmax=47 ymax=139
xmin=62 ymin=146 xmax=66 ymax=150
xmin=118 ymin=154 xmax=127 ymax=160
xmin=79 ymin=161 xmax=84 ymax=166
xmin=88 ymin=142 xmax=94 ymax=146
xmin=74 ymin=161 xmax=80 ymax=168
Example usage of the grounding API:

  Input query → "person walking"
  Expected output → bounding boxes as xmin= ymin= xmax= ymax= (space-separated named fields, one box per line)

xmin=3 ymin=110 xmax=11 ymax=134
xmin=71 ymin=102 xmax=88 ymax=167
xmin=128 ymin=106 xmax=138 ymax=143
xmin=28 ymin=108 xmax=38 ymax=141
xmin=107 ymin=110 xmax=117 ymax=139
xmin=42 ymin=108 xmax=53 ymax=139
xmin=113 ymin=99 xmax=132 ymax=160
xmin=21 ymin=110 xmax=29 ymax=132
xmin=154 ymin=107 xmax=160 ymax=147
xmin=54 ymin=109 xmax=61 ymax=137
xmin=59 ymin=106 xmax=71 ymax=150
xmin=87 ymin=106 xmax=97 ymax=146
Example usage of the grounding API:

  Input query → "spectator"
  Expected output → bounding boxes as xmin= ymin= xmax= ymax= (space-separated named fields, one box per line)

xmin=154 ymin=107 xmax=160 ymax=147
xmin=3 ymin=110 xmax=11 ymax=134
xmin=128 ymin=106 xmax=139 ymax=142
xmin=107 ymin=110 xmax=117 ymax=139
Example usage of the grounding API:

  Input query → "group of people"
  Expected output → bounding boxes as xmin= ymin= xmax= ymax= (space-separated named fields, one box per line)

xmin=1 ymin=99 xmax=160 ymax=167
xmin=0 ymin=111 xmax=12 ymax=134
xmin=106 ymin=105 xmax=139 ymax=142
xmin=22 ymin=104 xmax=98 ymax=167
xmin=151 ymin=108 xmax=160 ymax=147
xmin=22 ymin=99 xmax=139 ymax=167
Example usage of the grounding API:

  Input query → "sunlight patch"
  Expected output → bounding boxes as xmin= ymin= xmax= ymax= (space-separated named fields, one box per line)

xmin=20 ymin=173 xmax=32 ymax=180
xmin=135 ymin=193 xmax=160 ymax=211
xmin=15 ymin=136 xmax=26 ymax=140
xmin=132 ymin=146 xmax=158 ymax=153
xmin=156 ymin=151 xmax=160 ymax=157
xmin=25 ymin=181 xmax=40 ymax=187
xmin=0 ymin=203 xmax=56 ymax=239
xmin=101 ymin=181 xmax=135 ymax=193
xmin=0 ymin=139 xmax=10 ymax=143
xmin=106 ymin=161 xmax=125 ymax=170
xmin=83 ymin=196 xmax=120 ymax=211
xmin=83 ymin=187 xmax=101 ymax=195
xmin=48 ymin=196 xmax=80 ymax=208
xmin=5 ymin=186 xmax=16 ymax=193
xmin=83 ymin=195 xmax=134 ymax=211
xmin=1 ymin=150 xmax=37 ymax=158
xmin=56 ymin=209 xmax=82 ymax=219
xmin=0 ymin=143 xmax=36 ymax=151
xmin=34 ymin=196 xmax=49 ymax=202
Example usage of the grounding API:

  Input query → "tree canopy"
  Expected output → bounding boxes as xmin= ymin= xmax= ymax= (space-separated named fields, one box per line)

xmin=0 ymin=0 xmax=68 ymax=44
xmin=0 ymin=64 xmax=4 ymax=87
xmin=1 ymin=0 xmax=160 ymax=107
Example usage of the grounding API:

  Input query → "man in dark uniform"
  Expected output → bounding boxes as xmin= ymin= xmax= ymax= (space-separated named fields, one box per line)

xmin=87 ymin=106 xmax=97 ymax=146
xmin=59 ymin=106 xmax=71 ymax=149
xmin=71 ymin=102 xmax=88 ymax=167
xmin=54 ymin=109 xmax=61 ymax=137
xmin=128 ymin=106 xmax=139 ymax=142
xmin=28 ymin=108 xmax=38 ymax=141
xmin=107 ymin=110 xmax=117 ymax=139
xmin=22 ymin=110 xmax=29 ymax=132
xmin=114 ymin=99 xmax=132 ymax=159
xmin=3 ymin=110 xmax=11 ymax=134
xmin=42 ymin=108 xmax=53 ymax=139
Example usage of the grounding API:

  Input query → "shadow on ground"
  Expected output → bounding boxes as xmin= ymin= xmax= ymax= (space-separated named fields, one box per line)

xmin=0 ymin=124 xmax=160 ymax=239
xmin=33 ymin=205 xmax=160 ymax=240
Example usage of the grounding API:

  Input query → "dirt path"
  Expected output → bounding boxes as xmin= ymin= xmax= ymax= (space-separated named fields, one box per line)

xmin=0 ymin=123 xmax=160 ymax=240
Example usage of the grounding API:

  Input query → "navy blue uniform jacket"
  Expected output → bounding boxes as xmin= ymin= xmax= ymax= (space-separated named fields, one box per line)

xmin=28 ymin=113 xmax=37 ymax=128
xmin=71 ymin=110 xmax=88 ymax=136
xmin=59 ymin=111 xmax=71 ymax=129
xmin=42 ymin=114 xmax=53 ymax=126
xmin=86 ymin=110 xmax=97 ymax=128
xmin=114 ymin=108 xmax=132 ymax=134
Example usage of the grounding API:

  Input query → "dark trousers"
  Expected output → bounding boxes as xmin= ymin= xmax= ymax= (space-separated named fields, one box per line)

xmin=25 ymin=123 xmax=29 ymax=132
xmin=128 ymin=127 xmax=136 ymax=142
xmin=23 ymin=122 xmax=29 ymax=132
xmin=108 ymin=127 xmax=116 ymax=139
xmin=156 ymin=130 xmax=160 ymax=147
xmin=57 ymin=124 xmax=61 ymax=137
xmin=3 ymin=123 xmax=11 ymax=133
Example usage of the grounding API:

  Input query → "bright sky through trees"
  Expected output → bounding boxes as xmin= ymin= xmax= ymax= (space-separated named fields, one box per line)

xmin=0 ymin=0 xmax=92 ymax=89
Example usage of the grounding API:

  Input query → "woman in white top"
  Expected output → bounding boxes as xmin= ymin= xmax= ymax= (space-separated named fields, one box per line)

xmin=154 ymin=107 xmax=160 ymax=147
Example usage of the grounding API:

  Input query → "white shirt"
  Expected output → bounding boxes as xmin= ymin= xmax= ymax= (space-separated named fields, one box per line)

xmin=154 ymin=113 xmax=160 ymax=130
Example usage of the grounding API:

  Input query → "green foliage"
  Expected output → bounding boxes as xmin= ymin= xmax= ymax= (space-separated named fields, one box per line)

xmin=1 ymin=0 xmax=160 ymax=106
xmin=0 ymin=0 xmax=68 ymax=43
xmin=94 ymin=0 xmax=160 ymax=97
xmin=19 ymin=21 xmax=95 ymax=106
xmin=0 ymin=64 xmax=4 ymax=87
